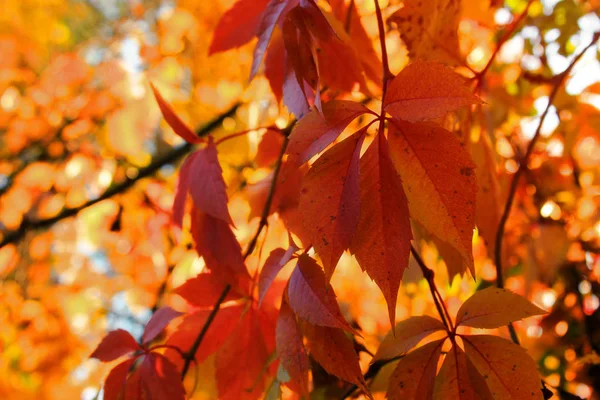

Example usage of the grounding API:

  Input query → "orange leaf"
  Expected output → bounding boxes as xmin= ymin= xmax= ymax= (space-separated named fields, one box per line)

xmin=387 ymin=339 xmax=446 ymax=400
xmin=175 ymin=271 xmax=242 ymax=308
xmin=388 ymin=120 xmax=477 ymax=272
xmin=462 ymin=335 xmax=543 ymax=400
xmin=351 ymin=133 xmax=412 ymax=326
xmin=303 ymin=323 xmax=369 ymax=395
xmin=276 ymin=301 xmax=310 ymax=395
xmin=373 ymin=316 xmax=446 ymax=362
xmin=299 ymin=131 xmax=364 ymax=277
xmin=434 ymin=345 xmax=482 ymax=400
xmin=287 ymin=100 xmax=371 ymax=165
xmin=287 ymin=254 xmax=354 ymax=332
xmin=455 ymin=287 xmax=546 ymax=329
xmin=384 ymin=61 xmax=479 ymax=122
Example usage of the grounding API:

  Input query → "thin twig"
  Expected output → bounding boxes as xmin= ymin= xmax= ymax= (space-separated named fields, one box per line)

xmin=373 ymin=0 xmax=393 ymax=94
xmin=0 ymin=103 xmax=240 ymax=248
xmin=493 ymin=32 xmax=599 ymax=344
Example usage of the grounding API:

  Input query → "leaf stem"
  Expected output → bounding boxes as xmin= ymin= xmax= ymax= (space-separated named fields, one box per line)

xmin=493 ymin=32 xmax=599 ymax=344
xmin=214 ymin=126 xmax=280 ymax=146
xmin=410 ymin=245 xmax=454 ymax=333
xmin=373 ymin=0 xmax=392 ymax=97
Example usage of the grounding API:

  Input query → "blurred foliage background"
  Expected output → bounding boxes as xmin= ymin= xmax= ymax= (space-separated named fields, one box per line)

xmin=0 ymin=0 xmax=600 ymax=399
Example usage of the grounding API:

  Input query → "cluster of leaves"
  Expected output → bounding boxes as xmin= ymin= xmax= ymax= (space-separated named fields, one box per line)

xmin=1 ymin=0 xmax=600 ymax=399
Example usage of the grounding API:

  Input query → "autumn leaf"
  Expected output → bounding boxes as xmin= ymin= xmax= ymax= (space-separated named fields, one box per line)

xmin=258 ymin=245 xmax=297 ymax=306
xmin=299 ymin=131 xmax=364 ymax=277
xmin=209 ymin=0 xmax=271 ymax=55
xmin=287 ymin=100 xmax=371 ymax=165
xmin=434 ymin=345 xmax=483 ymax=400
xmin=384 ymin=60 xmax=480 ymax=123
xmin=103 ymin=359 xmax=135 ymax=400
xmin=150 ymin=83 xmax=202 ymax=144
xmin=351 ymin=133 xmax=412 ymax=326
xmin=126 ymin=353 xmax=186 ymax=400
xmin=303 ymin=322 xmax=369 ymax=395
xmin=462 ymin=335 xmax=543 ymax=400
xmin=276 ymin=301 xmax=310 ymax=395
xmin=455 ymin=287 xmax=546 ymax=329
xmin=373 ymin=316 xmax=446 ymax=362
xmin=387 ymin=339 xmax=446 ymax=400
xmin=141 ymin=307 xmax=183 ymax=345
xmin=249 ymin=0 xmax=289 ymax=80
xmin=287 ymin=254 xmax=354 ymax=332
xmin=174 ymin=270 xmax=242 ymax=308
xmin=387 ymin=120 xmax=477 ymax=272
xmin=255 ymin=128 xmax=285 ymax=167
xmin=215 ymin=308 xmax=271 ymax=400
xmin=388 ymin=0 xmax=461 ymax=64
xmin=90 ymin=329 xmax=141 ymax=362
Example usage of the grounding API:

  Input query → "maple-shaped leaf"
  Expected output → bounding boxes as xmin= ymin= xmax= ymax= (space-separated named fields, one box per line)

xmin=287 ymin=254 xmax=354 ymax=332
xmin=387 ymin=0 xmax=461 ymax=65
xmin=174 ymin=270 xmax=243 ymax=308
xmin=455 ymin=287 xmax=546 ymax=329
xmin=384 ymin=61 xmax=480 ymax=123
xmin=388 ymin=120 xmax=477 ymax=272
xmin=276 ymin=301 xmax=310 ymax=395
xmin=103 ymin=359 xmax=135 ymax=400
xmin=166 ymin=304 xmax=244 ymax=367
xmin=462 ymin=335 xmax=543 ymax=399
xmin=299 ymin=131 xmax=364 ymax=277
xmin=151 ymin=83 xmax=202 ymax=144
xmin=373 ymin=316 xmax=446 ymax=362
xmin=303 ymin=322 xmax=369 ymax=395
xmin=287 ymin=100 xmax=371 ymax=165
xmin=125 ymin=353 xmax=186 ymax=400
xmin=258 ymin=245 xmax=297 ymax=306
xmin=351 ymin=133 xmax=412 ymax=326
xmin=433 ymin=345 xmax=483 ymax=400
xmin=90 ymin=329 xmax=141 ymax=362
xmin=141 ymin=307 xmax=183 ymax=345
xmin=387 ymin=339 xmax=446 ymax=400
xmin=215 ymin=308 xmax=271 ymax=400
xmin=191 ymin=207 xmax=250 ymax=284
xmin=208 ymin=0 xmax=271 ymax=55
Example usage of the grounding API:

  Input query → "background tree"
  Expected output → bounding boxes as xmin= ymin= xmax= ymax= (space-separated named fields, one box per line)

xmin=0 ymin=0 xmax=599 ymax=399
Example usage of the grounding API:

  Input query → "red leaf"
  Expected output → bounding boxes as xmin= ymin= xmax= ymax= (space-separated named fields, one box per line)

xmin=299 ymin=131 xmax=364 ymax=277
xmin=103 ymin=359 xmax=135 ymax=400
xmin=208 ymin=0 xmax=271 ymax=55
xmin=388 ymin=120 xmax=477 ymax=272
xmin=387 ymin=339 xmax=445 ymax=400
xmin=255 ymin=128 xmax=285 ymax=167
xmin=276 ymin=301 xmax=310 ymax=395
xmin=287 ymin=100 xmax=370 ymax=165
xmin=151 ymin=83 xmax=202 ymax=144
xmin=174 ymin=271 xmax=242 ymax=308
xmin=250 ymin=0 xmax=289 ymax=80
xmin=166 ymin=304 xmax=244 ymax=366
xmin=172 ymin=152 xmax=195 ymax=227
xmin=351 ymin=133 xmax=412 ymax=326
xmin=191 ymin=207 xmax=250 ymax=284
xmin=215 ymin=309 xmax=271 ymax=400
xmin=264 ymin=27 xmax=286 ymax=103
xmin=303 ymin=323 xmax=368 ymax=395
xmin=142 ymin=307 xmax=183 ymax=345
xmin=187 ymin=141 xmax=234 ymax=225
xmin=258 ymin=246 xmax=297 ymax=306
xmin=384 ymin=60 xmax=480 ymax=122
xmin=287 ymin=254 xmax=354 ymax=332
xmin=127 ymin=353 xmax=185 ymax=400
xmin=90 ymin=329 xmax=141 ymax=362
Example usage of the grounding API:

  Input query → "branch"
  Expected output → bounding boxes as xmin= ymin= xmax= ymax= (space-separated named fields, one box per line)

xmin=493 ymin=32 xmax=600 ymax=342
xmin=0 ymin=103 xmax=240 ymax=248
xmin=179 ymin=122 xmax=294 ymax=381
